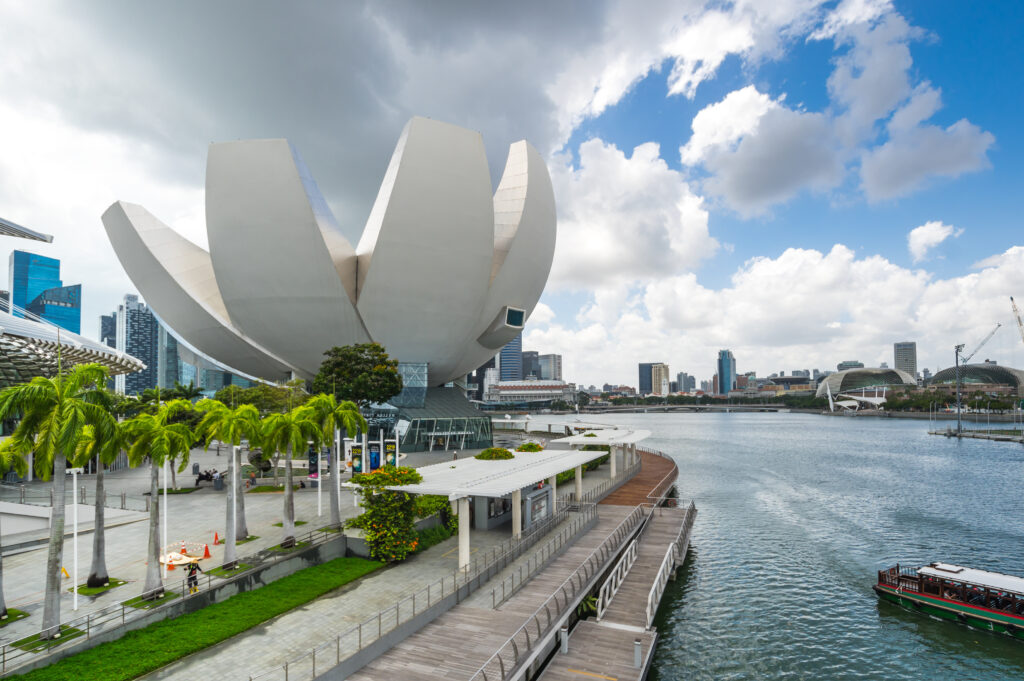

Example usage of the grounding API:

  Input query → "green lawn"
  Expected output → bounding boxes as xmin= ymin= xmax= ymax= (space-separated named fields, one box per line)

xmin=18 ymin=557 xmax=382 ymax=681
xmin=271 ymin=520 xmax=307 ymax=527
xmin=216 ymin=535 xmax=259 ymax=545
xmin=248 ymin=484 xmax=300 ymax=493
xmin=269 ymin=540 xmax=310 ymax=553
xmin=12 ymin=626 xmax=84 ymax=652
xmin=208 ymin=563 xmax=251 ymax=579
xmin=70 ymin=578 xmax=127 ymax=596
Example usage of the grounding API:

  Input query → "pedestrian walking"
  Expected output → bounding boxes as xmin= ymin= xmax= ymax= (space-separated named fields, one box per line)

xmin=186 ymin=559 xmax=204 ymax=594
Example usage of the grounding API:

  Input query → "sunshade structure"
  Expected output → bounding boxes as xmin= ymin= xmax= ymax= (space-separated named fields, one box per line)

xmin=353 ymin=429 xmax=650 ymax=570
xmin=0 ymin=310 xmax=145 ymax=385
xmin=0 ymin=215 xmax=53 ymax=243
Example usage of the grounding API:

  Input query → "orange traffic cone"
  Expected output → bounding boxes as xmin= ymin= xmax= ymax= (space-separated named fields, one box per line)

xmin=214 ymin=531 xmax=219 ymax=545
xmin=203 ymin=543 xmax=211 ymax=559
xmin=167 ymin=562 xmax=175 ymax=571
xmin=180 ymin=541 xmax=187 ymax=555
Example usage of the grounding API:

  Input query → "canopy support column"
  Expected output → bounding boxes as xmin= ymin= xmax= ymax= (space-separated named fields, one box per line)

xmin=512 ymin=489 xmax=522 ymax=539
xmin=458 ymin=496 xmax=470 ymax=571
xmin=549 ymin=475 xmax=557 ymax=508
xmin=575 ymin=465 xmax=583 ymax=501
xmin=610 ymin=445 xmax=617 ymax=478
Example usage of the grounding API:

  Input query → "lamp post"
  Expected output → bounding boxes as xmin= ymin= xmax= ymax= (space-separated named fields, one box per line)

xmin=68 ymin=467 xmax=83 ymax=610
xmin=312 ymin=440 xmax=320 ymax=517
xmin=232 ymin=445 xmax=239 ymax=545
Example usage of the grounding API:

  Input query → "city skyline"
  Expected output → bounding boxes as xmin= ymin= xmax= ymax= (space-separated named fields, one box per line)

xmin=0 ymin=2 xmax=1022 ymax=387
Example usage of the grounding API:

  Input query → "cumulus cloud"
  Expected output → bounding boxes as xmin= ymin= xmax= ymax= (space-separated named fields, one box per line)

xmin=907 ymin=221 xmax=962 ymax=263
xmin=530 ymin=244 xmax=1024 ymax=387
xmin=549 ymin=139 xmax=718 ymax=289
xmin=681 ymin=2 xmax=993 ymax=214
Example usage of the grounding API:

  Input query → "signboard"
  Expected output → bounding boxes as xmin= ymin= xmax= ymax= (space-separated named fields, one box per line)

xmin=384 ymin=442 xmax=397 ymax=467
xmin=350 ymin=444 xmax=363 ymax=473
xmin=530 ymin=493 xmax=549 ymax=523
xmin=307 ymin=444 xmax=319 ymax=478
xmin=368 ymin=443 xmax=381 ymax=470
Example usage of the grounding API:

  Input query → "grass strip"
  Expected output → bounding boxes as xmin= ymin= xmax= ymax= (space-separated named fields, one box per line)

xmin=271 ymin=520 xmax=307 ymax=527
xmin=317 ymin=525 xmax=342 ymax=533
xmin=208 ymin=563 xmax=251 ymax=578
xmin=248 ymin=485 xmax=300 ymax=493
xmin=18 ymin=557 xmax=382 ymax=681
xmin=12 ymin=626 xmax=84 ymax=652
xmin=70 ymin=578 xmax=127 ymax=596
xmin=216 ymin=535 xmax=259 ymax=545
xmin=123 ymin=591 xmax=179 ymax=609
xmin=268 ymin=540 xmax=310 ymax=553
xmin=0 ymin=608 xmax=29 ymax=626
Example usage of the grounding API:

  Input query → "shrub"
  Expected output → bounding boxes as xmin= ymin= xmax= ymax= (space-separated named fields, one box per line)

xmin=413 ymin=494 xmax=457 ymax=532
xmin=515 ymin=442 xmax=543 ymax=452
xmin=345 ymin=466 xmax=424 ymax=562
xmin=475 ymin=447 xmax=514 ymax=460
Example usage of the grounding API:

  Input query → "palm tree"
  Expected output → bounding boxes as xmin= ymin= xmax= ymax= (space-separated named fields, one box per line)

xmin=303 ymin=394 xmax=366 ymax=528
xmin=261 ymin=407 xmax=321 ymax=548
xmin=0 ymin=363 xmax=114 ymax=638
xmin=195 ymin=399 xmax=261 ymax=569
xmin=171 ymin=381 xmax=203 ymax=403
xmin=74 ymin=417 xmax=128 ymax=588
xmin=123 ymin=399 xmax=194 ymax=599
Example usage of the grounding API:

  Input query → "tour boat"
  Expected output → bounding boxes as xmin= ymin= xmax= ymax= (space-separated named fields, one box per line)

xmin=875 ymin=562 xmax=1024 ymax=638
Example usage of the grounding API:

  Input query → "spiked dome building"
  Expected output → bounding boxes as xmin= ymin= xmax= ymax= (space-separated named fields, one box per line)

xmin=102 ymin=117 xmax=556 ymax=389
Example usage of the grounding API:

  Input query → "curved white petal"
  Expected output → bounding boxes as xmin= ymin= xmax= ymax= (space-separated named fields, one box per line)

xmin=101 ymin=201 xmax=297 ymax=380
xmin=356 ymin=117 xmax=494 ymax=385
xmin=205 ymin=140 xmax=368 ymax=376
xmin=450 ymin=140 xmax=557 ymax=380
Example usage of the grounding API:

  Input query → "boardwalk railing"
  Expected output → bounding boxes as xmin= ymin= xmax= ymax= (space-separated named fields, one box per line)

xmin=469 ymin=505 xmax=649 ymax=681
xmin=644 ymin=500 xmax=697 ymax=629
xmin=247 ymin=504 xmax=599 ymax=681
xmin=639 ymin=447 xmax=679 ymax=507
xmin=595 ymin=536 xmax=639 ymax=621
xmin=0 ymin=525 xmax=344 ymax=677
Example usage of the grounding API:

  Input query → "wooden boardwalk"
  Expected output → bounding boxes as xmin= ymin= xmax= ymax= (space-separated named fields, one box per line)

xmin=538 ymin=508 xmax=690 ymax=681
xmin=347 ymin=506 xmax=636 ymax=681
xmin=601 ymin=450 xmax=677 ymax=506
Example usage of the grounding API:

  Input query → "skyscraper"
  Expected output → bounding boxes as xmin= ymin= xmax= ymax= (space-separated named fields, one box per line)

xmin=114 ymin=294 xmax=159 ymax=395
xmin=717 ymin=350 xmax=736 ymax=395
xmin=539 ymin=353 xmax=562 ymax=380
xmin=676 ymin=371 xmax=695 ymax=392
xmin=638 ymin=363 xmax=654 ymax=394
xmin=522 ymin=350 xmax=541 ymax=379
xmin=99 ymin=314 xmax=117 ymax=348
xmin=837 ymin=360 xmax=864 ymax=372
xmin=650 ymin=363 xmax=670 ymax=395
xmin=894 ymin=341 xmax=917 ymax=377
xmin=9 ymin=250 xmax=82 ymax=333
xmin=498 ymin=334 xmax=523 ymax=381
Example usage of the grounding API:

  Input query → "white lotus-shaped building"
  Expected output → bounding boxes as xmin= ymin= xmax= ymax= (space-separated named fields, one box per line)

xmin=102 ymin=117 xmax=556 ymax=386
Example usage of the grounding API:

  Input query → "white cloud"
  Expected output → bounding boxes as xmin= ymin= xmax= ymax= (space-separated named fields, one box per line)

xmin=548 ymin=138 xmax=718 ymax=288
xmin=529 ymin=244 xmax=1024 ymax=387
xmin=528 ymin=302 xmax=555 ymax=327
xmin=680 ymin=85 xmax=777 ymax=164
xmin=907 ymin=221 xmax=962 ymax=263
xmin=860 ymin=119 xmax=995 ymax=201
xmin=810 ymin=0 xmax=892 ymax=40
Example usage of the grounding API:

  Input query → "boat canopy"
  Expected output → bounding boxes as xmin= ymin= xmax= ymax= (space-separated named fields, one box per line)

xmin=918 ymin=563 xmax=1024 ymax=595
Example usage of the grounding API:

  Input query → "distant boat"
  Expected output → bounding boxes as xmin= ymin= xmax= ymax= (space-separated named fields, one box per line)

xmin=875 ymin=562 xmax=1024 ymax=638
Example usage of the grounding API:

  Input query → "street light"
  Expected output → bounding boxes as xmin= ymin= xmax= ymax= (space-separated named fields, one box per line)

xmin=67 ymin=467 xmax=83 ymax=611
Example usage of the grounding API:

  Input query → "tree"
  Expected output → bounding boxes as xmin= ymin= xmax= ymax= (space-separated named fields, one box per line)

xmin=345 ymin=466 xmax=423 ymax=562
xmin=0 ymin=363 xmax=114 ymax=638
xmin=74 ymin=416 xmax=128 ymax=588
xmin=170 ymin=381 xmax=203 ymax=402
xmin=195 ymin=399 xmax=262 ymax=569
xmin=261 ymin=407 xmax=322 ymax=548
xmin=123 ymin=400 xmax=194 ymax=599
xmin=577 ymin=391 xmax=592 ymax=407
xmin=303 ymin=394 xmax=367 ymax=528
xmin=312 ymin=343 xmax=403 ymax=408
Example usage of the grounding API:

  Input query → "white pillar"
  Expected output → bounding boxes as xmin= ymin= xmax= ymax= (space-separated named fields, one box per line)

xmin=458 ymin=497 xmax=471 ymax=571
xmin=610 ymin=446 xmax=617 ymax=478
xmin=162 ymin=460 xmax=168 ymax=578
xmin=575 ymin=465 xmax=583 ymax=501
xmin=549 ymin=475 xmax=557 ymax=505
xmin=72 ymin=468 xmax=78 ymax=611
xmin=512 ymin=489 xmax=522 ymax=539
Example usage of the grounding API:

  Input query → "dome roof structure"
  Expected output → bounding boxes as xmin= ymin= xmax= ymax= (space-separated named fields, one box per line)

xmin=102 ymin=117 xmax=556 ymax=386
xmin=928 ymin=364 xmax=1024 ymax=391
xmin=815 ymin=367 xmax=917 ymax=398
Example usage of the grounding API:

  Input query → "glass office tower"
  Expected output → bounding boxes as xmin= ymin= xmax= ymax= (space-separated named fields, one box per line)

xmin=9 ymin=250 xmax=82 ymax=333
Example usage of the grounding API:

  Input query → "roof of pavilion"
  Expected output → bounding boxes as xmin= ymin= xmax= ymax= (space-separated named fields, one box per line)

xmin=348 ymin=448 xmax=611 ymax=500
xmin=546 ymin=429 xmax=652 ymax=447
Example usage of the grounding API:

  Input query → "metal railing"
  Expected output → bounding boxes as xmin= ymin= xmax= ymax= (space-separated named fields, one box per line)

xmin=490 ymin=509 xmax=599 ymax=609
xmin=0 ymin=525 xmax=343 ymax=677
xmin=246 ymin=504 xmax=598 ymax=681
xmin=469 ymin=505 xmax=649 ymax=681
xmin=0 ymin=483 xmax=150 ymax=513
xmin=640 ymin=447 xmax=679 ymax=507
xmin=644 ymin=500 xmax=697 ymax=629
xmin=596 ymin=536 xmax=638 ymax=620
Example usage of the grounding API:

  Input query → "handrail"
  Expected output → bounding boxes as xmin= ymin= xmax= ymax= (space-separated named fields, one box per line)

xmin=644 ymin=500 xmax=697 ymax=629
xmin=640 ymin=447 xmax=679 ymax=507
xmin=596 ymin=536 xmax=638 ymax=620
xmin=0 ymin=525 xmax=343 ymax=676
xmin=469 ymin=504 xmax=648 ymax=681
xmin=246 ymin=503 xmax=599 ymax=681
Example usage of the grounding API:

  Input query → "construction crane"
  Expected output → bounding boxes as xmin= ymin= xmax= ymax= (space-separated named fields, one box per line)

xmin=954 ymin=322 xmax=1001 ymax=434
xmin=1012 ymin=297 xmax=1024 ymax=346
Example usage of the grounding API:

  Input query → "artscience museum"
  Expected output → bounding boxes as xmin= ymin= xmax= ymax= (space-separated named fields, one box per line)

xmin=102 ymin=117 xmax=557 ymax=391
